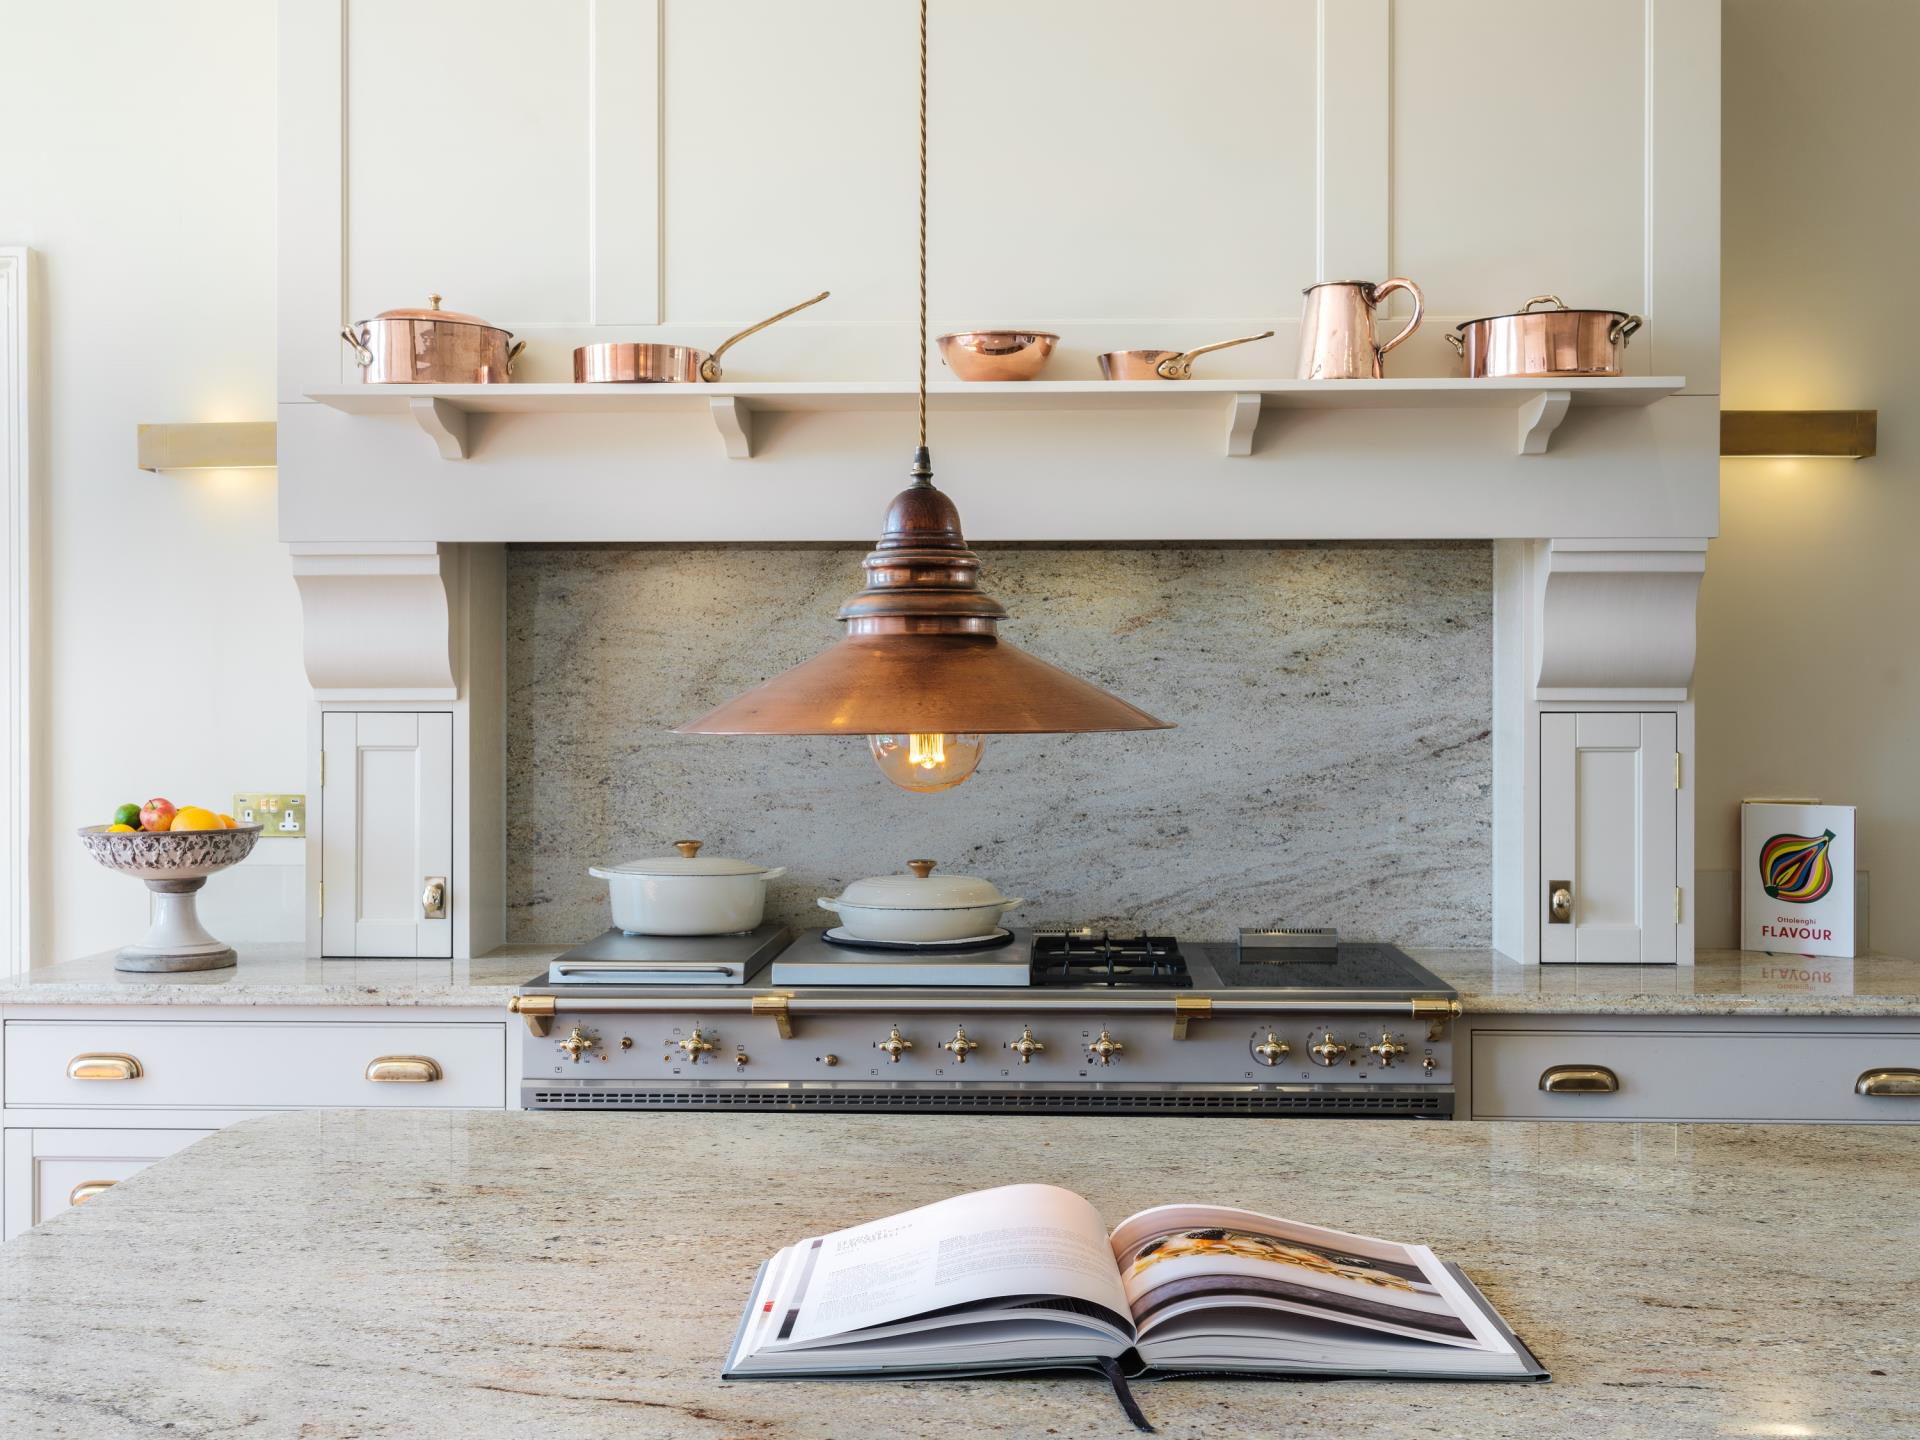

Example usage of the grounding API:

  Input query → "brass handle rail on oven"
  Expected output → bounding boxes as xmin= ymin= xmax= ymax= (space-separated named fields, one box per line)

xmin=508 ymin=993 xmax=1461 ymax=1041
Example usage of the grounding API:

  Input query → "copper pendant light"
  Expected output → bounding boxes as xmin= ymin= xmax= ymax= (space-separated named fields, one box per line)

xmin=675 ymin=1 xmax=1171 ymax=790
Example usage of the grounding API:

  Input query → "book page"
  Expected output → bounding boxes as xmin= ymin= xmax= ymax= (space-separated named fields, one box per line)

xmin=1109 ymin=1204 xmax=1506 ymax=1350
xmin=776 ymin=1184 xmax=1130 ymax=1346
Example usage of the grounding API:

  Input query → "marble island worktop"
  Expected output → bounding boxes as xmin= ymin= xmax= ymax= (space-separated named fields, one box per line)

xmin=1 ymin=1109 xmax=1913 ymax=1438
xmin=2 ymin=939 xmax=1915 ymax=1017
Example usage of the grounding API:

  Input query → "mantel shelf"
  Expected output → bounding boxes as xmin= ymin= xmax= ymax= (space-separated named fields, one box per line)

xmin=304 ymin=376 xmax=1687 ymax=461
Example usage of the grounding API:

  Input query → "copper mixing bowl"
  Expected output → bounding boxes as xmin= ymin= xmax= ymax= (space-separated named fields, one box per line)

xmin=936 ymin=330 xmax=1059 ymax=381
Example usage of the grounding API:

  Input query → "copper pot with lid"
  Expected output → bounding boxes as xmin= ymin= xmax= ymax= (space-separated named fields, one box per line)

xmin=573 ymin=291 xmax=830 ymax=383
xmin=1447 ymin=295 xmax=1642 ymax=377
xmin=341 ymin=295 xmax=524 ymax=384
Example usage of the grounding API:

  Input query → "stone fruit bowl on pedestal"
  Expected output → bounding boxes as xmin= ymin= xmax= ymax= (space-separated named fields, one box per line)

xmin=77 ymin=823 xmax=264 ymax=972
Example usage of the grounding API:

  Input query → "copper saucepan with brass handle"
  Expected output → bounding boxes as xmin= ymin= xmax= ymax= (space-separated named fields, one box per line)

xmin=1446 ymin=295 xmax=1642 ymax=378
xmin=573 ymin=291 xmax=831 ymax=383
xmin=1097 ymin=330 xmax=1276 ymax=381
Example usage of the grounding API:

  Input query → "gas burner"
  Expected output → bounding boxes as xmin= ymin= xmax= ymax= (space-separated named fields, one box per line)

xmin=1029 ymin=929 xmax=1192 ymax=989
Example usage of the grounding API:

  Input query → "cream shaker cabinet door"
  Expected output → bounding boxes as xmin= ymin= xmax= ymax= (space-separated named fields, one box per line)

xmin=1540 ymin=712 xmax=1678 ymax=964
xmin=322 ymin=712 xmax=454 ymax=958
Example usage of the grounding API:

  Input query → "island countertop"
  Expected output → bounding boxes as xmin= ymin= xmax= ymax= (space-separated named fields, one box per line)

xmin=1 ymin=1111 xmax=1912 ymax=1438
xmin=4 ymin=940 xmax=1916 ymax=1017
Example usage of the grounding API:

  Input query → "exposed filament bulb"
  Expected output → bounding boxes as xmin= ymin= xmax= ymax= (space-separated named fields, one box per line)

xmin=868 ymin=733 xmax=987 ymax=793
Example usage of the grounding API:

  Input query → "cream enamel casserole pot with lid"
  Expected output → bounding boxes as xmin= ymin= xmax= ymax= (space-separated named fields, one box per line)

xmin=817 ymin=860 xmax=1024 ymax=943
xmin=588 ymin=840 xmax=786 ymax=936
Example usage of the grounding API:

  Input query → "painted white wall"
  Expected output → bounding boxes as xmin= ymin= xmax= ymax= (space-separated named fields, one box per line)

xmin=1700 ymin=0 xmax=1920 ymax=958
xmin=0 ymin=1 xmax=306 ymax=960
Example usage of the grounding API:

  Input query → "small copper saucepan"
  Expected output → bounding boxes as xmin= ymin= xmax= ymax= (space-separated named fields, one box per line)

xmin=573 ymin=291 xmax=830 ymax=383
xmin=1097 ymin=330 xmax=1275 ymax=381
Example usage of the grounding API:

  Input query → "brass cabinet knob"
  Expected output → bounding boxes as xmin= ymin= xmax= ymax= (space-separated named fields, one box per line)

xmin=557 ymin=1026 xmax=599 ymax=1064
xmin=68 ymin=1053 xmax=143 ymax=1081
xmin=364 ymin=1055 xmax=443 ymax=1083
xmin=1366 ymin=1032 xmax=1408 ymax=1068
xmin=1548 ymin=883 xmax=1574 ymax=924
xmin=1006 ymin=1025 xmax=1046 ymax=1064
xmin=68 ymin=1180 xmax=116 ymax=1206
xmin=421 ymin=875 xmax=447 ymax=919
xmin=938 ymin=1025 xmax=980 ymax=1063
xmin=1308 ymin=1032 xmax=1349 ymax=1067
xmin=1086 ymin=1029 xmax=1124 ymax=1066
xmin=1253 ymin=1032 xmax=1289 ymax=1067
xmin=876 ymin=1026 xmax=914 ymax=1063
xmin=676 ymin=1025 xmax=717 ymax=1061
xmin=1855 ymin=1068 xmax=1920 ymax=1097
xmin=1539 ymin=1064 xmax=1619 ymax=1093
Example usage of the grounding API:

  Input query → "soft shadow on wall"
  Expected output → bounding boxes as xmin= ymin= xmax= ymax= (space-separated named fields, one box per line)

xmin=504 ymin=542 xmax=1493 ymax=947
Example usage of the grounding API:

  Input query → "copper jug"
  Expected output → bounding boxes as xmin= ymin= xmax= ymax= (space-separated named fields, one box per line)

xmin=1296 ymin=278 xmax=1424 ymax=379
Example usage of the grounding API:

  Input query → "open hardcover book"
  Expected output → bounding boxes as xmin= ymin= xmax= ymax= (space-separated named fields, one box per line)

xmin=725 ymin=1184 xmax=1545 ymax=1389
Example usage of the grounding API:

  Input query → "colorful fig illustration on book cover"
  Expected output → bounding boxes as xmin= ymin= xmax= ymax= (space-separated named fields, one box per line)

xmin=1758 ymin=828 xmax=1837 ymax=904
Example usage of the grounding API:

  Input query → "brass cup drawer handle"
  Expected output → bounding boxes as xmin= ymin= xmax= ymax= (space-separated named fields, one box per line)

xmin=1539 ymin=1064 xmax=1619 ymax=1094
xmin=1856 ymin=1068 xmax=1920 ymax=1098
xmin=365 ymin=1055 xmax=443 ymax=1084
xmin=67 ymin=1053 xmax=143 ymax=1081
xmin=68 ymin=1180 xmax=117 ymax=1206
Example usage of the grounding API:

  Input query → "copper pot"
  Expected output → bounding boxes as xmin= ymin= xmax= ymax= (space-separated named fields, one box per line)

xmin=341 ymin=295 xmax=523 ymax=384
xmin=1097 ymin=330 xmax=1275 ymax=380
xmin=1296 ymin=279 xmax=1423 ymax=380
xmin=573 ymin=291 xmax=829 ymax=383
xmin=937 ymin=330 xmax=1058 ymax=381
xmin=1447 ymin=295 xmax=1642 ymax=378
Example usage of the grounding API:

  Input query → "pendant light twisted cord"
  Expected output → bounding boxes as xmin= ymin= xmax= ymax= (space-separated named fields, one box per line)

xmin=913 ymin=0 xmax=931 ymax=479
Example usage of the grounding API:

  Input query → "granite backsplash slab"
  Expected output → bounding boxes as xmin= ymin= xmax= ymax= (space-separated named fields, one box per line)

xmin=505 ymin=542 xmax=1492 ymax=946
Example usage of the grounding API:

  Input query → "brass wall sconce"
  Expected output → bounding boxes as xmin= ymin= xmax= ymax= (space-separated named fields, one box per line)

xmin=136 ymin=421 xmax=277 ymax=472
xmin=1720 ymin=410 xmax=1876 ymax=460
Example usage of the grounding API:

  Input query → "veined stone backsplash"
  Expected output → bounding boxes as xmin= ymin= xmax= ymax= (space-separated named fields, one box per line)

xmin=505 ymin=542 xmax=1492 ymax=946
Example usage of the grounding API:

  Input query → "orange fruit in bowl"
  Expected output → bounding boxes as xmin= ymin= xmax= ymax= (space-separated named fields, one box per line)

xmin=106 ymin=822 xmax=137 ymax=833
xmin=218 ymin=813 xmax=237 ymax=829
xmin=170 ymin=806 xmax=221 ymax=832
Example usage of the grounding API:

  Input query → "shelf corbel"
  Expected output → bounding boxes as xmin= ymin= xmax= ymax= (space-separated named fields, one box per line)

xmin=708 ymin=396 xmax=754 ymax=459
xmin=1517 ymin=389 xmax=1573 ymax=455
xmin=1223 ymin=392 xmax=1262 ymax=457
xmin=408 ymin=398 xmax=470 ymax=460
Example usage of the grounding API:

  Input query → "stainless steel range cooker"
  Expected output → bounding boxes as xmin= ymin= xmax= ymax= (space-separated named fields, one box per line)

xmin=510 ymin=928 xmax=1461 ymax=1117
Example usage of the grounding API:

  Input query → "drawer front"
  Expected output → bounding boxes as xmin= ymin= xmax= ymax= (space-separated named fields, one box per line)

xmin=1472 ymin=1029 xmax=1920 ymax=1122
xmin=4 ymin=1127 xmax=212 ymax=1239
xmin=4 ymin=1021 xmax=506 ymax=1109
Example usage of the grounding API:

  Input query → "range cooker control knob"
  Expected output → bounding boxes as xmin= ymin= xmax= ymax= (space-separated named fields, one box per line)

xmin=676 ymin=1026 xmax=717 ymax=1062
xmin=876 ymin=1027 xmax=914 ymax=1063
xmin=1086 ymin=1030 xmax=1125 ymax=1066
xmin=1367 ymin=1032 xmax=1408 ymax=1068
xmin=939 ymin=1025 xmax=981 ymax=1063
xmin=1253 ymin=1032 xmax=1290 ymax=1067
xmin=557 ymin=1026 xmax=599 ymax=1064
xmin=1308 ymin=1032 xmax=1349 ymax=1067
xmin=1006 ymin=1025 xmax=1045 ymax=1064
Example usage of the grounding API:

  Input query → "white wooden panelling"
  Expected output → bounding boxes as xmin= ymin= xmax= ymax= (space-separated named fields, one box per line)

xmin=1316 ymin=0 xmax=1389 ymax=283
xmin=590 ymin=0 xmax=662 ymax=325
xmin=1391 ymin=1 xmax=1648 ymax=335
xmin=3 ymin=1128 xmax=210 ymax=1239
xmin=0 ymin=248 xmax=30 ymax=973
xmin=1645 ymin=0 xmax=1721 ymax=391
xmin=1540 ymin=711 xmax=1677 ymax=964
xmin=344 ymin=0 xmax=592 ymax=324
xmin=277 ymin=0 xmax=343 ymax=401
xmin=321 ymin=711 xmax=453 ymax=957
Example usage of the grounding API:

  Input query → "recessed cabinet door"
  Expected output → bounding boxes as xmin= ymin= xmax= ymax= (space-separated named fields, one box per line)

xmin=322 ymin=712 xmax=453 ymax=958
xmin=3 ymin=1128 xmax=213 ymax=1240
xmin=1540 ymin=712 xmax=1678 ymax=964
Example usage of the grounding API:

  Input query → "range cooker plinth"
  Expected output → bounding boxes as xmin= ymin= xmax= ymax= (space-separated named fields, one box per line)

xmin=512 ymin=928 xmax=1460 ymax=1117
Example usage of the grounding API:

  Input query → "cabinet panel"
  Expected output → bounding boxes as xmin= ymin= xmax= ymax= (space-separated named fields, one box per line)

xmin=3 ymin=1128 xmax=211 ymax=1239
xmin=1391 ymin=0 xmax=1648 ymax=329
xmin=1540 ymin=712 xmax=1677 ymax=964
xmin=1471 ymin=1028 xmax=1920 ymax=1123
xmin=4 ymin=1020 xmax=505 ymax=1109
xmin=322 ymin=711 xmax=454 ymax=958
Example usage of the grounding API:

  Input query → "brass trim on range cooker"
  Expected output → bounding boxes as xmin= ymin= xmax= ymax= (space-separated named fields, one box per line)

xmin=513 ymin=933 xmax=1461 ymax=1118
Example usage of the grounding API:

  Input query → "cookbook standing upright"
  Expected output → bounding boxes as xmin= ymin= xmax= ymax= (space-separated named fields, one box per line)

xmin=1741 ymin=802 xmax=1857 ymax=957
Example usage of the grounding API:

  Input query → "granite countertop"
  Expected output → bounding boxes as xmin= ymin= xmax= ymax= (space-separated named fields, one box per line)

xmin=3 ymin=938 xmax=1915 ymax=1017
xmin=1 ymin=1111 xmax=1912 ymax=1438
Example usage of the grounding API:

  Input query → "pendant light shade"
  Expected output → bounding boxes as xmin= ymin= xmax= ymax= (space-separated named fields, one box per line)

xmin=676 ymin=456 xmax=1170 ymax=738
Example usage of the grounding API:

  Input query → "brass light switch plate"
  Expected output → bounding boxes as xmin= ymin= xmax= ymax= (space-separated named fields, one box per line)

xmin=234 ymin=792 xmax=307 ymax=837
